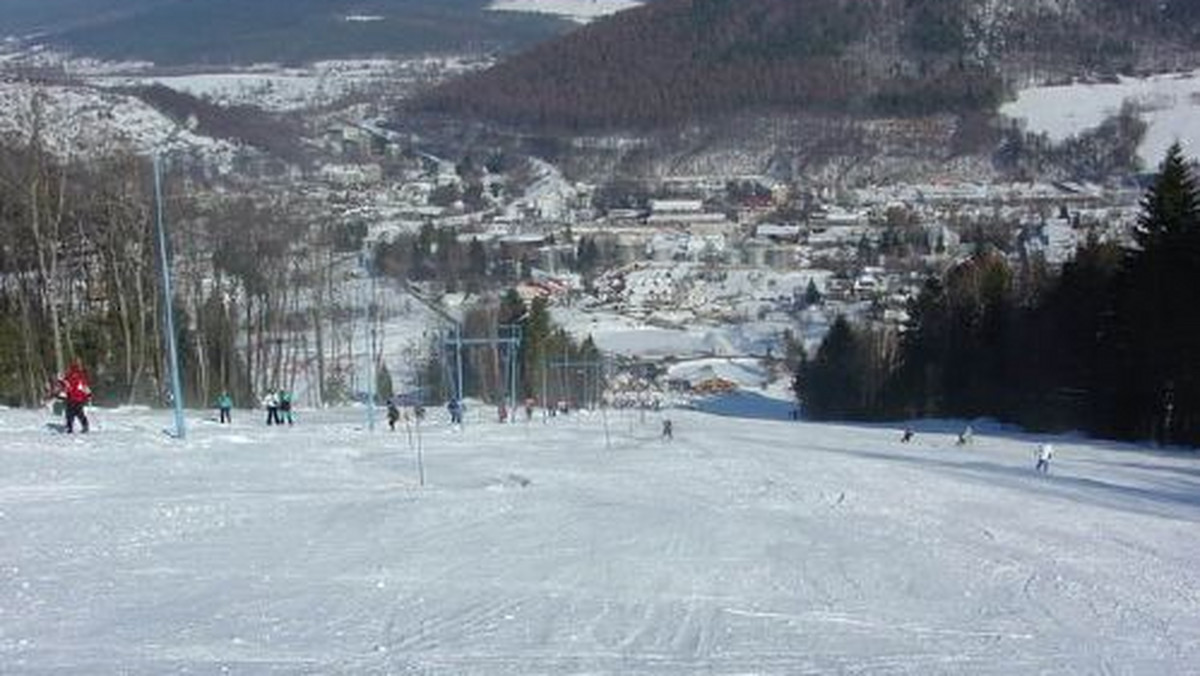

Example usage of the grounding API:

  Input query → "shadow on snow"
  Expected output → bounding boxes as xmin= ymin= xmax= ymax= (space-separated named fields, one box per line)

xmin=801 ymin=439 xmax=1200 ymax=522
xmin=685 ymin=390 xmax=797 ymax=421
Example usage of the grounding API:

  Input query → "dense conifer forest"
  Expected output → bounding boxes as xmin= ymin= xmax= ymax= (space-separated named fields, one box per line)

xmin=796 ymin=144 xmax=1200 ymax=447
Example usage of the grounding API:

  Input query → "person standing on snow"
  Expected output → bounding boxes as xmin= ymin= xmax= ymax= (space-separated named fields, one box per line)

xmin=263 ymin=390 xmax=280 ymax=426
xmin=58 ymin=359 xmax=93 ymax=433
xmin=957 ymin=424 xmax=973 ymax=446
xmin=1035 ymin=443 xmax=1054 ymax=473
xmin=386 ymin=398 xmax=401 ymax=431
xmin=278 ymin=389 xmax=295 ymax=426
xmin=216 ymin=390 xmax=233 ymax=424
xmin=661 ymin=418 xmax=673 ymax=441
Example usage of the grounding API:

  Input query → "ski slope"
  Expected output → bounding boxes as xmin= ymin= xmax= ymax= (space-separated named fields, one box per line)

xmin=2 ymin=403 xmax=1199 ymax=674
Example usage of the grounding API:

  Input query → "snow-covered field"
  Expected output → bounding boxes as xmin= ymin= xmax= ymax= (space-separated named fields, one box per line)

xmin=488 ymin=0 xmax=643 ymax=24
xmin=1002 ymin=69 xmax=1200 ymax=167
xmin=88 ymin=58 xmax=483 ymax=113
xmin=554 ymin=306 xmax=792 ymax=359
xmin=4 ymin=403 xmax=1199 ymax=673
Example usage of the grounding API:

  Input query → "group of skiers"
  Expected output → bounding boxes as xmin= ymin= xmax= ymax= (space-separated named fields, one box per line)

xmin=42 ymin=361 xmax=1060 ymax=475
xmin=208 ymin=388 xmax=294 ymax=426
xmin=261 ymin=389 xmax=295 ymax=426
xmin=385 ymin=398 xmax=426 ymax=431
xmin=898 ymin=424 xmax=1055 ymax=473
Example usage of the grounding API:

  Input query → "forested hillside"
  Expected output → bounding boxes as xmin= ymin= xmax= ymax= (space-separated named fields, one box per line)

xmin=0 ymin=129 xmax=360 ymax=409
xmin=120 ymin=85 xmax=305 ymax=161
xmin=416 ymin=0 xmax=1200 ymax=132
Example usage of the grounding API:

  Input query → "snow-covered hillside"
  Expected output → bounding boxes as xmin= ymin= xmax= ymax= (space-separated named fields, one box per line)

xmin=488 ymin=0 xmax=643 ymax=24
xmin=1002 ymin=69 xmax=1200 ymax=167
xmin=4 ymin=404 xmax=1198 ymax=673
xmin=89 ymin=58 xmax=487 ymax=113
xmin=0 ymin=81 xmax=238 ymax=163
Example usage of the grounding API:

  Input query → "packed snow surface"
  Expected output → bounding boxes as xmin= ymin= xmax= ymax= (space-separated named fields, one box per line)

xmin=3 ymin=404 xmax=1200 ymax=673
xmin=1002 ymin=69 xmax=1200 ymax=166
xmin=488 ymin=0 xmax=643 ymax=24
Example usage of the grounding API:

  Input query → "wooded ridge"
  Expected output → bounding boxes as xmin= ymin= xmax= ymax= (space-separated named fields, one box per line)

xmin=415 ymin=0 xmax=1200 ymax=132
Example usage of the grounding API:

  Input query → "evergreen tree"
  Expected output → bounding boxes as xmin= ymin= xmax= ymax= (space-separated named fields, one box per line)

xmin=578 ymin=335 xmax=604 ymax=409
xmin=892 ymin=275 xmax=949 ymax=417
xmin=823 ymin=149 xmax=1200 ymax=447
xmin=522 ymin=297 xmax=554 ymax=400
xmin=499 ymin=288 xmax=526 ymax=325
xmin=888 ymin=252 xmax=1013 ymax=419
xmin=803 ymin=279 xmax=822 ymax=308
xmin=797 ymin=316 xmax=864 ymax=419
xmin=576 ymin=236 xmax=600 ymax=275
xmin=1134 ymin=144 xmax=1200 ymax=252
xmin=1015 ymin=236 xmax=1121 ymax=432
xmin=466 ymin=239 xmax=489 ymax=293
xmin=781 ymin=329 xmax=806 ymax=372
xmin=376 ymin=364 xmax=394 ymax=405
xmin=1109 ymin=144 xmax=1200 ymax=443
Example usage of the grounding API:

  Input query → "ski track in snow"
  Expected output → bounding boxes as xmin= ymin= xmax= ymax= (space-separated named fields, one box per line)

xmin=1 ymin=406 xmax=1199 ymax=673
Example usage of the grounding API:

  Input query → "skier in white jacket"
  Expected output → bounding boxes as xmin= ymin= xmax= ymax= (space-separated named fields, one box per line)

xmin=262 ymin=390 xmax=281 ymax=426
xmin=1035 ymin=443 xmax=1054 ymax=473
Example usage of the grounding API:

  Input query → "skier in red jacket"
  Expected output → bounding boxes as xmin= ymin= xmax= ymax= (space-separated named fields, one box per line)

xmin=58 ymin=360 xmax=92 ymax=433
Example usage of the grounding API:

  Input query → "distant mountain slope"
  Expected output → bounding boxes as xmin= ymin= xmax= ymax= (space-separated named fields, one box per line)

xmin=415 ymin=0 xmax=1200 ymax=132
xmin=488 ymin=0 xmax=645 ymax=24
xmin=3 ymin=0 xmax=571 ymax=65
xmin=0 ymin=0 xmax=165 ymax=37
xmin=119 ymin=84 xmax=305 ymax=160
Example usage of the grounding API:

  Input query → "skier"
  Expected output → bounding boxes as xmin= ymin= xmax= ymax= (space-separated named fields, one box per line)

xmin=498 ymin=402 xmax=508 ymax=423
xmin=215 ymin=390 xmax=233 ymax=424
xmin=386 ymin=398 xmax=401 ymax=431
xmin=901 ymin=427 xmax=914 ymax=443
xmin=278 ymin=389 xmax=294 ymax=426
xmin=263 ymin=389 xmax=280 ymax=426
xmin=447 ymin=398 xmax=463 ymax=425
xmin=1035 ymin=443 xmax=1054 ymax=474
xmin=57 ymin=359 xmax=92 ymax=433
xmin=956 ymin=424 xmax=973 ymax=446
xmin=661 ymin=417 xmax=673 ymax=441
